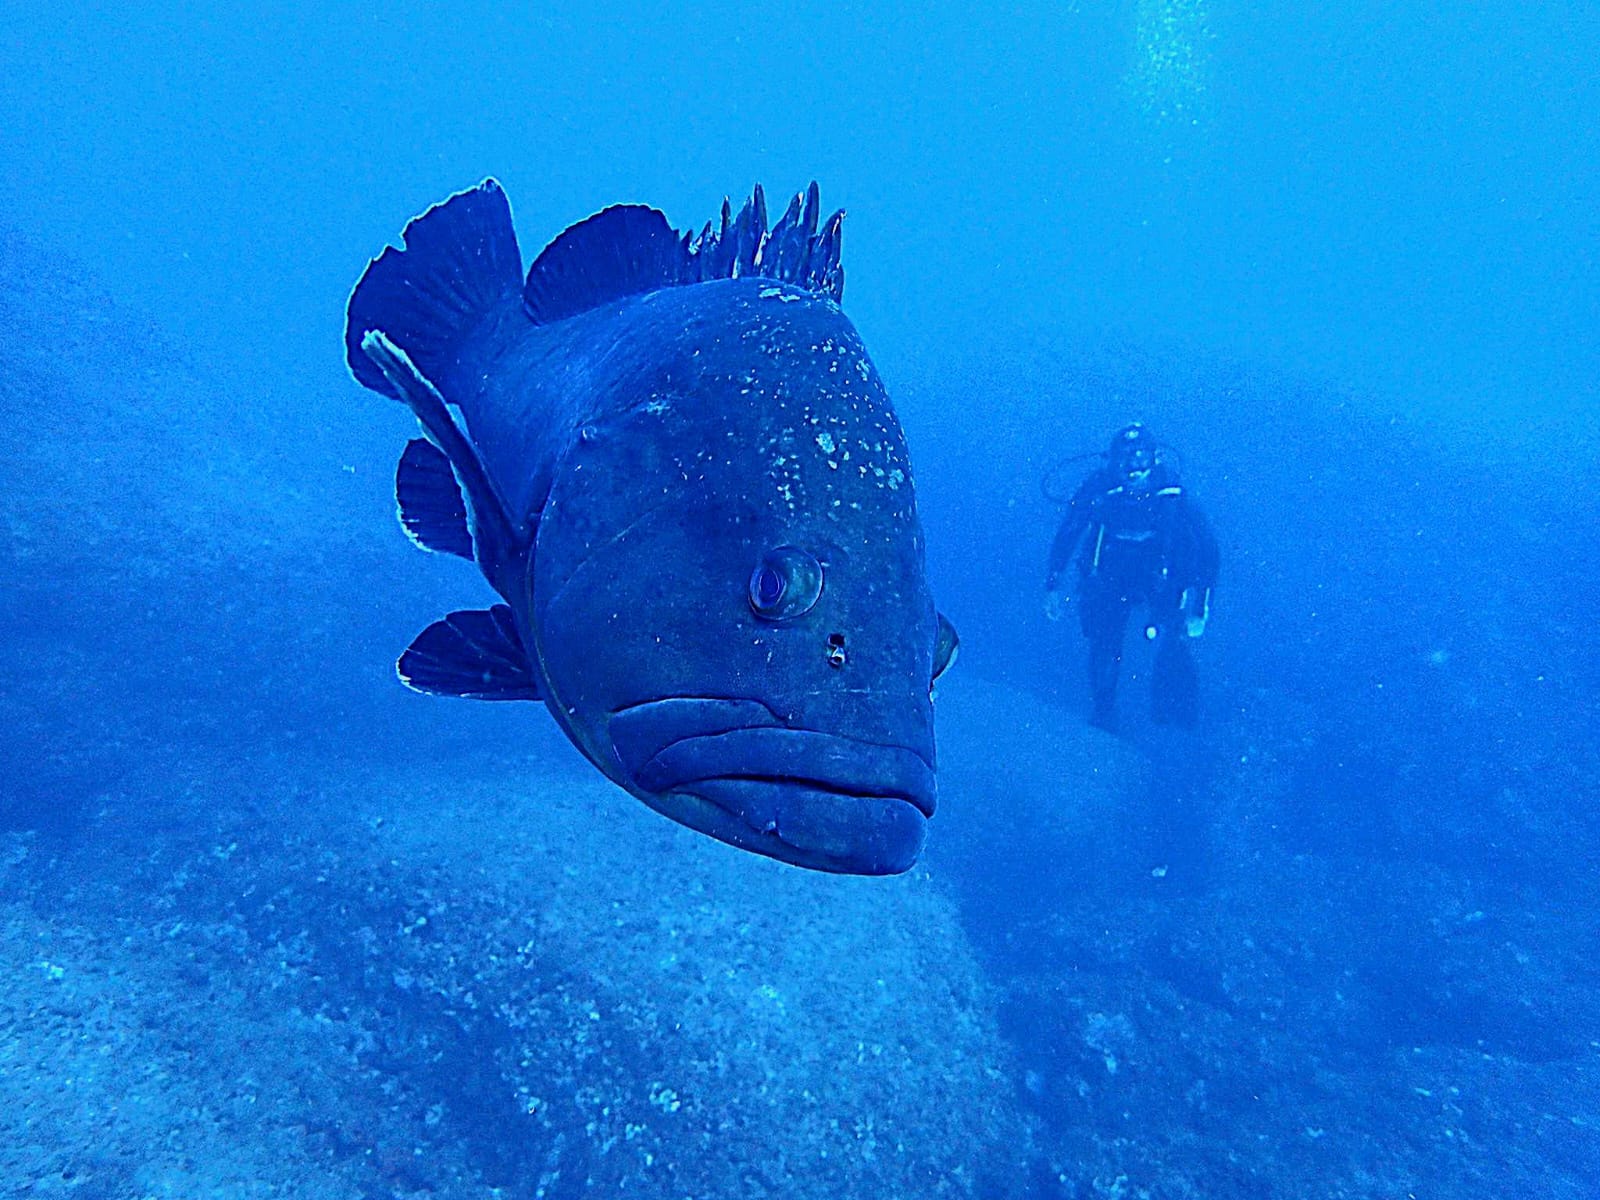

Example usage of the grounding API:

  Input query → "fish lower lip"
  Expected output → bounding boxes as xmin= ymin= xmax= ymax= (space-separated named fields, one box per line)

xmin=609 ymin=707 xmax=936 ymax=819
xmin=642 ymin=730 xmax=935 ymax=818
xmin=675 ymin=778 xmax=926 ymax=876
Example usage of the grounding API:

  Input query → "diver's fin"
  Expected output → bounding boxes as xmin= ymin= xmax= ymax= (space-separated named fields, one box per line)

xmin=345 ymin=179 xmax=523 ymax=398
xmin=523 ymin=204 xmax=685 ymax=324
xmin=520 ymin=183 xmax=847 ymax=326
xmin=398 ymin=606 xmax=541 ymax=701
xmin=1150 ymin=634 xmax=1199 ymax=729
xmin=395 ymin=439 xmax=473 ymax=559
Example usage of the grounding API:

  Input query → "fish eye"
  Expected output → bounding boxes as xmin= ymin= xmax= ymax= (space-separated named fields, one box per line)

xmin=748 ymin=546 xmax=824 ymax=621
xmin=755 ymin=565 xmax=785 ymax=607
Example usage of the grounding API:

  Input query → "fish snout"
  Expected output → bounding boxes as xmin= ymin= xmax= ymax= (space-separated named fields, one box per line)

xmin=608 ymin=698 xmax=935 ymax=875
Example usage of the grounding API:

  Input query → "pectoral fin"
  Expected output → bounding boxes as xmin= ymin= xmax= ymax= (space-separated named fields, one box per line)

xmin=396 ymin=438 xmax=474 ymax=559
xmin=360 ymin=329 xmax=519 ymax=576
xmin=397 ymin=606 xmax=541 ymax=701
xmin=932 ymin=611 xmax=960 ymax=681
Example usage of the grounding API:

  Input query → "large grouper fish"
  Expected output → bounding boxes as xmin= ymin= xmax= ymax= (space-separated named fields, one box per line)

xmin=345 ymin=180 xmax=956 ymax=874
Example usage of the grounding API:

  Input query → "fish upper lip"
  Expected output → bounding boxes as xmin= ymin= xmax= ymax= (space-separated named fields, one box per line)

xmin=609 ymin=700 xmax=936 ymax=819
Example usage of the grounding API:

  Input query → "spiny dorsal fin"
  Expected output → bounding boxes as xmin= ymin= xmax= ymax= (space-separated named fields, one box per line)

xmin=691 ymin=181 xmax=844 ymax=300
xmin=519 ymin=182 xmax=845 ymax=326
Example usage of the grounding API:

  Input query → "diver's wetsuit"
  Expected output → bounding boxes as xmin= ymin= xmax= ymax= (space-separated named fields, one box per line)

xmin=1046 ymin=465 xmax=1219 ymax=730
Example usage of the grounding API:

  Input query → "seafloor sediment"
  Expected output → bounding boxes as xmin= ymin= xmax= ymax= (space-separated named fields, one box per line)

xmin=2 ymin=725 xmax=1035 ymax=1198
xmin=6 ymin=679 xmax=1598 ymax=1198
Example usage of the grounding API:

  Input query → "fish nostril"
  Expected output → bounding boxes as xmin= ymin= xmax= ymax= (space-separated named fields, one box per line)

xmin=826 ymin=632 xmax=846 ymax=668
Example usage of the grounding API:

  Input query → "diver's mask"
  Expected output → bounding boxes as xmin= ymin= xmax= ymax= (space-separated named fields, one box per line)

xmin=1120 ymin=445 xmax=1155 ymax=489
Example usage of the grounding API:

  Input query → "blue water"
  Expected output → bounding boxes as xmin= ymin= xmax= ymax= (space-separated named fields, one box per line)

xmin=4 ymin=4 xmax=1596 ymax=1196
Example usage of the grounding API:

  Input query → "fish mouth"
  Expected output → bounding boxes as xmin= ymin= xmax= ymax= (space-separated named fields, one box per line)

xmin=609 ymin=698 xmax=935 ymax=875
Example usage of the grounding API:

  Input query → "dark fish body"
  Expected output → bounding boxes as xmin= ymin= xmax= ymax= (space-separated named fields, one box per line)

xmin=346 ymin=182 xmax=954 ymax=874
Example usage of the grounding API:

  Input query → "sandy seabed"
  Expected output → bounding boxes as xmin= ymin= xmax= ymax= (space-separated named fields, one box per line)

xmin=2 ymin=705 xmax=1031 ymax=1199
xmin=5 ymin=676 xmax=1598 ymax=1198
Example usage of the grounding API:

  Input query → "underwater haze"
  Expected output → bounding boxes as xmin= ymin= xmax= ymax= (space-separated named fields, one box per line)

xmin=3 ymin=3 xmax=1597 ymax=1197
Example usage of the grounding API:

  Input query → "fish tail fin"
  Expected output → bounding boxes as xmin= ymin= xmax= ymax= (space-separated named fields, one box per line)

xmin=345 ymin=179 xmax=523 ymax=397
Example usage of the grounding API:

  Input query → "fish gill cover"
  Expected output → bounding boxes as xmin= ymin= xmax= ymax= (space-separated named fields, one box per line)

xmin=345 ymin=181 xmax=954 ymax=877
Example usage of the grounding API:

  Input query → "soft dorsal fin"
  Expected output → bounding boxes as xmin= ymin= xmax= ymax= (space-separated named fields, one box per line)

xmin=523 ymin=204 xmax=684 ymax=325
xmin=346 ymin=179 xmax=523 ymax=398
xmin=519 ymin=182 xmax=846 ymax=326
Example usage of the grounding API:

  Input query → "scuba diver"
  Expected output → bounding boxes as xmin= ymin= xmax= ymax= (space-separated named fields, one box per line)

xmin=1043 ymin=424 xmax=1219 ymax=732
